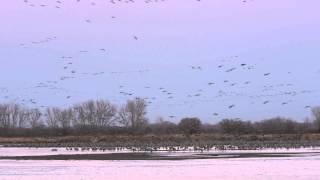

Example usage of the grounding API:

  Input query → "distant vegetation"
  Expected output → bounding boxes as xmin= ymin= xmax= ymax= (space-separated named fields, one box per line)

xmin=0 ymin=98 xmax=320 ymax=137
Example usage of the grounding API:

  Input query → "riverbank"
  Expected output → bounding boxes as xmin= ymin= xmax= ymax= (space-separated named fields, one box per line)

xmin=1 ymin=134 xmax=320 ymax=149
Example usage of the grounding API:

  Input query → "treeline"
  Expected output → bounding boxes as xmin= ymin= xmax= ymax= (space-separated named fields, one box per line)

xmin=0 ymin=98 xmax=320 ymax=137
xmin=0 ymin=98 xmax=148 ymax=136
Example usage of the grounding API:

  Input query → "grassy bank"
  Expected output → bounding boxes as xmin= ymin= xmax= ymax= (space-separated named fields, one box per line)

xmin=1 ymin=134 xmax=320 ymax=149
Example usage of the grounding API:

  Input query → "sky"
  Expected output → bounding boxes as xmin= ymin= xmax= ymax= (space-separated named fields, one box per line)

xmin=0 ymin=0 xmax=320 ymax=122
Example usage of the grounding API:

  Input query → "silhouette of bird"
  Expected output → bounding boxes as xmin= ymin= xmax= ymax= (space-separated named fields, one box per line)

xmin=226 ymin=67 xmax=236 ymax=72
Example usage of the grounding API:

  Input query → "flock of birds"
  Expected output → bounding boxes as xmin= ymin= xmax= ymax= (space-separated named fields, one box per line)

xmin=0 ymin=0 xmax=318 ymax=120
xmin=22 ymin=0 xmax=254 ymax=9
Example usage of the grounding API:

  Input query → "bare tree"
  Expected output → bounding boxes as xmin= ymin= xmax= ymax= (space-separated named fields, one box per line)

xmin=45 ymin=107 xmax=74 ymax=129
xmin=95 ymin=100 xmax=117 ymax=127
xmin=28 ymin=108 xmax=42 ymax=128
xmin=73 ymin=104 xmax=86 ymax=127
xmin=45 ymin=107 xmax=60 ymax=128
xmin=18 ymin=108 xmax=29 ymax=128
xmin=312 ymin=107 xmax=320 ymax=132
xmin=58 ymin=108 xmax=73 ymax=129
xmin=81 ymin=100 xmax=96 ymax=126
xmin=0 ymin=104 xmax=10 ymax=128
xmin=118 ymin=98 xmax=148 ymax=130
xmin=73 ymin=100 xmax=117 ymax=128
xmin=9 ymin=104 xmax=20 ymax=128
xmin=0 ymin=103 xmax=26 ymax=129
